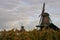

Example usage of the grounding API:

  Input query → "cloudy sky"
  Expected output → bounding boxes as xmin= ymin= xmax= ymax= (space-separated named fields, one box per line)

xmin=0 ymin=0 xmax=60 ymax=30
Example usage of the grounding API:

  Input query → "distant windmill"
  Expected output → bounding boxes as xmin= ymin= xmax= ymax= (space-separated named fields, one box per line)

xmin=36 ymin=3 xmax=59 ymax=31
xmin=20 ymin=23 xmax=25 ymax=31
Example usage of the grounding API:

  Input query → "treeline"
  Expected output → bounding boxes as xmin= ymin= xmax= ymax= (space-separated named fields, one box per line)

xmin=0 ymin=28 xmax=60 ymax=40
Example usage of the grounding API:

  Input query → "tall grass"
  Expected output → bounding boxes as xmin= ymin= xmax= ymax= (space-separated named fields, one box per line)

xmin=0 ymin=28 xmax=60 ymax=40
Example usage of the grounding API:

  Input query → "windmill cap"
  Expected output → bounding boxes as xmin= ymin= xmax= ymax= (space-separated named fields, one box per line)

xmin=42 ymin=12 xmax=49 ymax=17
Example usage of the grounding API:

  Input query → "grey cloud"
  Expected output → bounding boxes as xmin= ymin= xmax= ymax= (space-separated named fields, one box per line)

xmin=0 ymin=0 xmax=22 ymax=9
xmin=0 ymin=0 xmax=60 ymax=30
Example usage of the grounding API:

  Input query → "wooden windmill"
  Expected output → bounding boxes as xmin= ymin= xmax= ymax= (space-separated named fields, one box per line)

xmin=36 ymin=3 xmax=59 ymax=30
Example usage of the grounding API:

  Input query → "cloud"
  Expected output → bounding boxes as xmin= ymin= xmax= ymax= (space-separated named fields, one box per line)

xmin=0 ymin=0 xmax=60 ymax=30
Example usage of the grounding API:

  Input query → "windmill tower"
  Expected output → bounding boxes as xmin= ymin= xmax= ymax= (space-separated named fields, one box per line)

xmin=36 ymin=3 xmax=59 ymax=30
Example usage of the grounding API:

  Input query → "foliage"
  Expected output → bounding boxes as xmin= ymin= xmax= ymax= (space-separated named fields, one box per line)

xmin=0 ymin=28 xmax=60 ymax=40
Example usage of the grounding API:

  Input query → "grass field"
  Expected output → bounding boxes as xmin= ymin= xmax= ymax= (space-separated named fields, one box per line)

xmin=0 ymin=28 xmax=60 ymax=40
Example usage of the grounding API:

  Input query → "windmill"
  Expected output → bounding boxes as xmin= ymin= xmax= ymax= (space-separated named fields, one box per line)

xmin=36 ymin=3 xmax=59 ymax=30
xmin=20 ymin=23 xmax=25 ymax=31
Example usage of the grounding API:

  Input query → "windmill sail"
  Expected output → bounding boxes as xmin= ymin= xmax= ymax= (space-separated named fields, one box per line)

xmin=39 ymin=3 xmax=45 ymax=17
xmin=41 ymin=2 xmax=45 ymax=15
xmin=39 ymin=3 xmax=45 ymax=24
